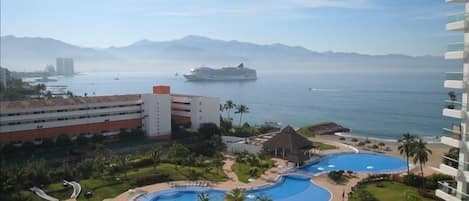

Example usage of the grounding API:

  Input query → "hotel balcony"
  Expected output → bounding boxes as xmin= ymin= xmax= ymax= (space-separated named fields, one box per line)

xmin=443 ymin=108 xmax=465 ymax=119
xmin=436 ymin=181 xmax=469 ymax=201
xmin=445 ymin=72 xmax=466 ymax=89
xmin=442 ymin=124 xmax=463 ymax=147
xmin=446 ymin=43 xmax=467 ymax=59
xmin=447 ymin=13 xmax=466 ymax=31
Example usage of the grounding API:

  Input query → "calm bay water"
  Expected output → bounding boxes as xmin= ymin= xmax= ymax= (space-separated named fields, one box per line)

xmin=36 ymin=72 xmax=452 ymax=140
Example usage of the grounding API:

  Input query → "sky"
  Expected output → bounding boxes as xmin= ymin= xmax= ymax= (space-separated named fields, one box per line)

xmin=0 ymin=0 xmax=464 ymax=56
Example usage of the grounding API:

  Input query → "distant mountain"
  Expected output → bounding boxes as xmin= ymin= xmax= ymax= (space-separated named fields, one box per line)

xmin=0 ymin=35 xmax=459 ymax=73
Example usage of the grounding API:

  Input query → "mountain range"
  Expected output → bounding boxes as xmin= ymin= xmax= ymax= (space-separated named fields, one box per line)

xmin=0 ymin=35 xmax=459 ymax=73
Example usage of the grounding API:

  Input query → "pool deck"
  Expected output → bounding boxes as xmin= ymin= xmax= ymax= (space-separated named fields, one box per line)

xmin=104 ymin=138 xmax=442 ymax=201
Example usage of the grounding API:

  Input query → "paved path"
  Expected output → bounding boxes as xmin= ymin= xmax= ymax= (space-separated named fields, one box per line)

xmin=64 ymin=180 xmax=81 ymax=200
xmin=30 ymin=187 xmax=59 ymax=201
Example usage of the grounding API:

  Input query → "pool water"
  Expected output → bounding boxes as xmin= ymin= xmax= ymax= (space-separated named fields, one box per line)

xmin=139 ymin=175 xmax=331 ymax=201
xmin=139 ymin=153 xmax=406 ymax=201
xmin=301 ymin=153 xmax=407 ymax=174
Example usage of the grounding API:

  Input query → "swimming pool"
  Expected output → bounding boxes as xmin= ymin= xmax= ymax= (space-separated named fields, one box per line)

xmin=301 ymin=153 xmax=407 ymax=174
xmin=138 ymin=153 xmax=406 ymax=201
xmin=138 ymin=175 xmax=331 ymax=201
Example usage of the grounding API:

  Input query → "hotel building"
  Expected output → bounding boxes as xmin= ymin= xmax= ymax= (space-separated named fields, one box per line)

xmin=438 ymin=0 xmax=469 ymax=200
xmin=0 ymin=86 xmax=219 ymax=144
xmin=56 ymin=58 xmax=74 ymax=76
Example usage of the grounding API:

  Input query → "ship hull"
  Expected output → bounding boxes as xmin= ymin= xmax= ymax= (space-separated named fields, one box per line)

xmin=183 ymin=74 xmax=257 ymax=81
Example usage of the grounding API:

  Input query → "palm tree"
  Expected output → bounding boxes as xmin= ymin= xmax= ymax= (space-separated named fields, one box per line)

xmin=398 ymin=133 xmax=416 ymax=175
xmin=235 ymin=105 xmax=249 ymax=126
xmin=224 ymin=188 xmax=246 ymax=201
xmin=255 ymin=195 xmax=273 ymax=201
xmin=198 ymin=193 xmax=210 ymax=201
xmin=224 ymin=100 xmax=236 ymax=120
xmin=413 ymin=138 xmax=432 ymax=188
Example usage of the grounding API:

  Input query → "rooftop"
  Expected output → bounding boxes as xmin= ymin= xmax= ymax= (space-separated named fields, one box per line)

xmin=0 ymin=94 xmax=141 ymax=111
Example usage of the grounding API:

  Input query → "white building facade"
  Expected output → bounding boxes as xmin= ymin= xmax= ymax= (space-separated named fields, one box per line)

xmin=0 ymin=86 xmax=219 ymax=144
xmin=438 ymin=1 xmax=469 ymax=200
xmin=56 ymin=58 xmax=74 ymax=76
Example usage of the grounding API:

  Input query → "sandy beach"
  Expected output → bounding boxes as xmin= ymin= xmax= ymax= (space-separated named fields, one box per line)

xmin=312 ymin=133 xmax=451 ymax=168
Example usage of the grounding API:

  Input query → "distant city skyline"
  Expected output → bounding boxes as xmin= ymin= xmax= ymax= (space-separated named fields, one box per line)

xmin=0 ymin=0 xmax=463 ymax=56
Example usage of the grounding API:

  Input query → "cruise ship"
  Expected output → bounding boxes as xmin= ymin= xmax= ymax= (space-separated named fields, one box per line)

xmin=183 ymin=63 xmax=257 ymax=81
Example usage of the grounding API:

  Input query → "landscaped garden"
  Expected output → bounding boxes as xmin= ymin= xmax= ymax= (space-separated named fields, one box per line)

xmin=231 ymin=151 xmax=275 ymax=183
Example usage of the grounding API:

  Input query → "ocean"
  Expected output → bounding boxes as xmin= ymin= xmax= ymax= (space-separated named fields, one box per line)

xmin=31 ymin=72 xmax=452 ymax=141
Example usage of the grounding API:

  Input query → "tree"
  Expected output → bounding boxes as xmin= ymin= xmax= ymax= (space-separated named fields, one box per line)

xmin=168 ymin=143 xmax=190 ymax=168
xmin=255 ymin=195 xmax=273 ymax=201
xmin=412 ymin=138 xmax=432 ymax=188
xmin=150 ymin=146 xmax=164 ymax=169
xmin=213 ymin=152 xmax=225 ymax=173
xmin=224 ymin=188 xmax=246 ymax=201
xmin=398 ymin=133 xmax=416 ymax=175
xmin=224 ymin=100 xmax=236 ymax=120
xmin=235 ymin=105 xmax=249 ymax=126
xmin=198 ymin=193 xmax=210 ymax=201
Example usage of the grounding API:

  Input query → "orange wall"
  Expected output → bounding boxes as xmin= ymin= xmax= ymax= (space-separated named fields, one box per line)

xmin=0 ymin=119 xmax=142 ymax=144
xmin=153 ymin=85 xmax=170 ymax=94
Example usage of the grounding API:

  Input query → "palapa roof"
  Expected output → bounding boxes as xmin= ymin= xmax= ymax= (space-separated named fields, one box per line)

xmin=263 ymin=125 xmax=317 ymax=151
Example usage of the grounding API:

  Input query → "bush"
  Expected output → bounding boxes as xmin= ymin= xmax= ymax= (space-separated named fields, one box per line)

xmin=355 ymin=189 xmax=378 ymax=201
xmin=351 ymin=138 xmax=358 ymax=142
xmin=424 ymin=174 xmax=454 ymax=190
xmin=357 ymin=142 xmax=365 ymax=146
xmin=339 ymin=137 xmax=346 ymax=141
xmin=378 ymin=142 xmax=385 ymax=146
xmin=131 ymin=158 xmax=154 ymax=168
xmin=135 ymin=174 xmax=170 ymax=186
xmin=233 ymin=126 xmax=259 ymax=137
xmin=328 ymin=170 xmax=345 ymax=183
xmin=402 ymin=174 xmax=424 ymax=188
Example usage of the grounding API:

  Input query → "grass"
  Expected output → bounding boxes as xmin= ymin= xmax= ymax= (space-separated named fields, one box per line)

xmin=297 ymin=122 xmax=333 ymax=137
xmin=22 ymin=163 xmax=227 ymax=201
xmin=231 ymin=160 xmax=275 ymax=183
xmin=349 ymin=181 xmax=433 ymax=201
xmin=316 ymin=142 xmax=337 ymax=150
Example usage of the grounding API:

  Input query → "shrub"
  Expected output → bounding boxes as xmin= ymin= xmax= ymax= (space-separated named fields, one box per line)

xmin=355 ymin=189 xmax=378 ymax=201
xmin=135 ymin=174 xmax=170 ymax=186
xmin=351 ymin=138 xmax=358 ymax=142
xmin=424 ymin=174 xmax=454 ymax=190
xmin=328 ymin=170 xmax=345 ymax=183
xmin=402 ymin=174 xmax=424 ymax=188
xmin=371 ymin=144 xmax=379 ymax=149
xmin=378 ymin=142 xmax=385 ymax=146
xmin=131 ymin=158 xmax=154 ymax=168
xmin=339 ymin=137 xmax=346 ymax=141
xmin=357 ymin=142 xmax=365 ymax=146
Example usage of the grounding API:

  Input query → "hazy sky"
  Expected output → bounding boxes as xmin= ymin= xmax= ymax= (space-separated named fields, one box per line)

xmin=0 ymin=0 xmax=463 ymax=56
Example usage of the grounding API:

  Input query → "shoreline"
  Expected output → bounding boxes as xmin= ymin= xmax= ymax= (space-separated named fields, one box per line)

xmin=313 ymin=133 xmax=451 ymax=168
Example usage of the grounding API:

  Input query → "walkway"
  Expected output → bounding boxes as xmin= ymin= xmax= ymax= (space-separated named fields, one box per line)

xmin=64 ymin=180 xmax=81 ymax=200
xmin=30 ymin=187 xmax=59 ymax=201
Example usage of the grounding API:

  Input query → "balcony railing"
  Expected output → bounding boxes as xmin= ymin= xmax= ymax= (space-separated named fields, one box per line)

xmin=438 ymin=180 xmax=469 ymax=201
xmin=448 ymin=42 xmax=467 ymax=52
xmin=442 ymin=155 xmax=469 ymax=171
xmin=448 ymin=12 xmax=467 ymax=23
xmin=446 ymin=72 xmax=465 ymax=80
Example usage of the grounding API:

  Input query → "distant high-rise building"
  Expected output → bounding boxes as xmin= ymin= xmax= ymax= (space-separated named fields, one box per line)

xmin=0 ymin=67 xmax=10 ymax=90
xmin=56 ymin=58 xmax=74 ymax=76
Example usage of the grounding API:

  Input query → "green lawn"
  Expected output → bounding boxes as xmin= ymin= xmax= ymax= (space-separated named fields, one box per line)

xmin=22 ymin=163 xmax=227 ymax=201
xmin=316 ymin=142 xmax=337 ymax=150
xmin=297 ymin=122 xmax=333 ymax=137
xmin=349 ymin=181 xmax=433 ymax=201
xmin=231 ymin=160 xmax=275 ymax=183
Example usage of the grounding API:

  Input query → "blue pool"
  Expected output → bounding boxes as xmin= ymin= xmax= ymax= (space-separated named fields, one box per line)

xmin=138 ymin=153 xmax=406 ymax=201
xmin=301 ymin=153 xmax=407 ymax=174
xmin=138 ymin=175 xmax=331 ymax=201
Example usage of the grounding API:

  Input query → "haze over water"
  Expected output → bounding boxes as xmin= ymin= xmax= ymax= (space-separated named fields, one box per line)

xmin=36 ymin=71 xmax=450 ymax=140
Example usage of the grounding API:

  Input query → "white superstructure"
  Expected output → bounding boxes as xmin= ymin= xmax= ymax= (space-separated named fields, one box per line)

xmin=438 ymin=1 xmax=469 ymax=200
xmin=183 ymin=63 xmax=257 ymax=81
